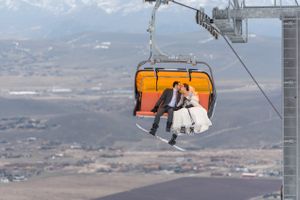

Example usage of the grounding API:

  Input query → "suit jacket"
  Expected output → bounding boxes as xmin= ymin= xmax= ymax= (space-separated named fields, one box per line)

xmin=155 ymin=88 xmax=181 ymax=109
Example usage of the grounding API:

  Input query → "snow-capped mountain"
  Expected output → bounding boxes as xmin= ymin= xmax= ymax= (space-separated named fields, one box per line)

xmin=0 ymin=0 xmax=148 ymax=14
xmin=0 ymin=0 xmax=297 ymax=15
xmin=0 ymin=0 xmax=226 ymax=15
xmin=0 ymin=0 xmax=286 ymax=39
xmin=0 ymin=0 xmax=216 ymax=39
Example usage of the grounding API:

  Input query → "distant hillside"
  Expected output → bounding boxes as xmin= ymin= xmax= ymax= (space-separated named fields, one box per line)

xmin=0 ymin=31 xmax=282 ymax=150
xmin=0 ymin=83 xmax=282 ymax=150
xmin=0 ymin=31 xmax=281 ymax=81
xmin=0 ymin=0 xmax=285 ymax=40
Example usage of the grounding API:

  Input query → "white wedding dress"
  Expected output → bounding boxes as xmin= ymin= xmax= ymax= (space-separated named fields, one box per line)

xmin=171 ymin=93 xmax=212 ymax=135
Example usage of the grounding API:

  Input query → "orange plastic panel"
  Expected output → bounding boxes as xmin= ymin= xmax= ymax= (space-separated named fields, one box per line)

xmin=140 ymin=92 xmax=160 ymax=112
xmin=198 ymin=93 xmax=210 ymax=111
xmin=136 ymin=111 xmax=167 ymax=117
xmin=141 ymin=77 xmax=157 ymax=91
xmin=191 ymin=72 xmax=213 ymax=92
xmin=136 ymin=71 xmax=156 ymax=92
xmin=136 ymin=70 xmax=213 ymax=94
xmin=157 ymin=78 xmax=190 ymax=91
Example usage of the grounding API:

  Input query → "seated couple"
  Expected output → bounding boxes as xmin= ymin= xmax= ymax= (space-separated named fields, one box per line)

xmin=149 ymin=81 xmax=212 ymax=145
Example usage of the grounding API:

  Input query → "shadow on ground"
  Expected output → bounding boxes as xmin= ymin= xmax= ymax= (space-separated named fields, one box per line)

xmin=93 ymin=177 xmax=281 ymax=200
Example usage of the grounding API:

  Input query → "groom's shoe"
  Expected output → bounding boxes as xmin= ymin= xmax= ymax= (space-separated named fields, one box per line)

xmin=168 ymin=139 xmax=176 ymax=146
xmin=168 ymin=134 xmax=177 ymax=146
xmin=149 ymin=123 xmax=159 ymax=136
xmin=166 ymin=122 xmax=172 ymax=132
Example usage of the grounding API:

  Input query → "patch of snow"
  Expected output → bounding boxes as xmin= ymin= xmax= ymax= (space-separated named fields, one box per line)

xmin=248 ymin=33 xmax=257 ymax=38
xmin=9 ymin=91 xmax=38 ymax=95
xmin=51 ymin=88 xmax=72 ymax=93
xmin=219 ymin=83 xmax=280 ymax=93
xmin=199 ymin=37 xmax=214 ymax=44
xmin=94 ymin=45 xmax=109 ymax=49
xmin=91 ymin=87 xmax=101 ymax=91
xmin=101 ymin=41 xmax=111 ymax=46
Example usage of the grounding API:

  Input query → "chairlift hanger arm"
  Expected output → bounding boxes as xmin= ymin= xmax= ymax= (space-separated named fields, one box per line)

xmin=216 ymin=5 xmax=300 ymax=19
xmin=147 ymin=0 xmax=169 ymax=60
xmin=144 ymin=0 xmax=219 ymax=61
xmin=169 ymin=0 xmax=220 ymax=39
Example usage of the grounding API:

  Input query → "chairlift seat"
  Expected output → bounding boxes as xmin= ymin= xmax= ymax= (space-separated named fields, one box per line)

xmin=135 ymin=91 xmax=210 ymax=117
xmin=134 ymin=63 xmax=216 ymax=119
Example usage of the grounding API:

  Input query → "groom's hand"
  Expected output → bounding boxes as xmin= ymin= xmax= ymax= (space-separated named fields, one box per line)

xmin=151 ymin=106 xmax=158 ymax=113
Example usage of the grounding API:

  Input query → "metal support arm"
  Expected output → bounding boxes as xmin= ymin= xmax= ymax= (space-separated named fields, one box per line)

xmin=215 ymin=6 xmax=300 ymax=19
xmin=146 ymin=0 xmax=169 ymax=61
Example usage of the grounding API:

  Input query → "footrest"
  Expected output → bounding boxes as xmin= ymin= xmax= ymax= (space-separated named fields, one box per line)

xmin=136 ymin=111 xmax=168 ymax=118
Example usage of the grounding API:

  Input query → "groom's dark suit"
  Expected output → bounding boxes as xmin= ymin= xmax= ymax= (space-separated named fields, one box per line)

xmin=151 ymin=88 xmax=181 ymax=129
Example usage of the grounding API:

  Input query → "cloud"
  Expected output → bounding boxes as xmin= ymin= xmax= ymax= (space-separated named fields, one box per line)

xmin=0 ymin=0 xmax=228 ymax=14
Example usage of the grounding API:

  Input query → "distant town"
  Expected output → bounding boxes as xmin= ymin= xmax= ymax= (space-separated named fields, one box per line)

xmin=0 ymin=136 xmax=282 ymax=185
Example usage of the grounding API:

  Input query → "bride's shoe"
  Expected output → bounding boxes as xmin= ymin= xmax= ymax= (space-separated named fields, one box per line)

xmin=190 ymin=127 xmax=194 ymax=134
xmin=180 ymin=126 xmax=186 ymax=134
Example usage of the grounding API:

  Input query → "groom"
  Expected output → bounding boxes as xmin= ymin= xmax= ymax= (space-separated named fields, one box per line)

xmin=149 ymin=81 xmax=182 ymax=137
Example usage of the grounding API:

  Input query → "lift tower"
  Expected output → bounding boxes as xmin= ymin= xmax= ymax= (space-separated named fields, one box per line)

xmin=210 ymin=1 xmax=300 ymax=199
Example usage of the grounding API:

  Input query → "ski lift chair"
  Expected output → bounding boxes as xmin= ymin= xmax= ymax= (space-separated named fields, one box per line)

xmin=133 ymin=59 xmax=217 ymax=119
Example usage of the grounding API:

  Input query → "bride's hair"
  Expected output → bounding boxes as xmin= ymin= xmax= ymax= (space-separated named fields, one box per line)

xmin=183 ymin=83 xmax=189 ymax=91
xmin=183 ymin=84 xmax=198 ymax=95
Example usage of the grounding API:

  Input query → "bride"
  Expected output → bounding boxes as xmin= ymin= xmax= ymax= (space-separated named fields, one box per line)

xmin=168 ymin=83 xmax=212 ymax=145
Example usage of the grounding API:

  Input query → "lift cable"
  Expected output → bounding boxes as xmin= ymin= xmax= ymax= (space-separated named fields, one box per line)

xmin=169 ymin=0 xmax=283 ymax=120
xmin=221 ymin=35 xmax=282 ymax=119
xmin=169 ymin=0 xmax=199 ymax=11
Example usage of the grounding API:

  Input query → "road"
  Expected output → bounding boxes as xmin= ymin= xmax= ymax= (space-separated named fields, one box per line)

xmin=95 ymin=177 xmax=281 ymax=200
